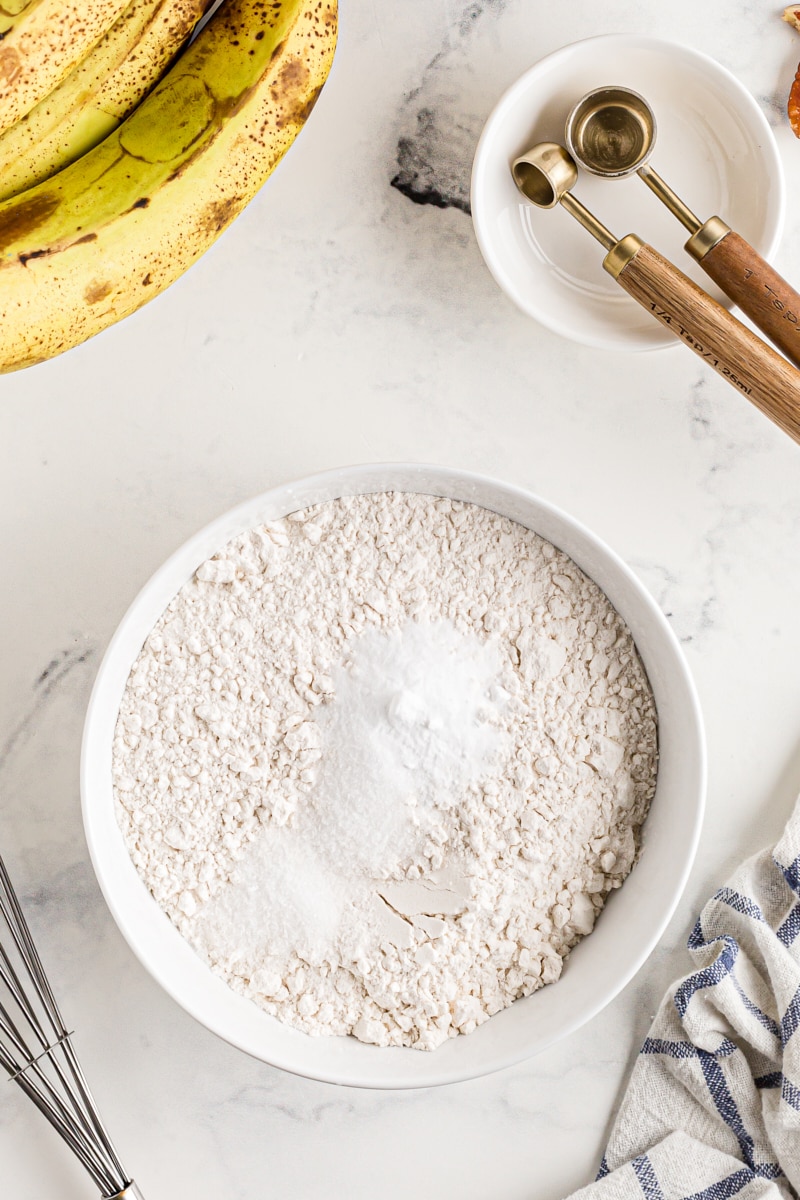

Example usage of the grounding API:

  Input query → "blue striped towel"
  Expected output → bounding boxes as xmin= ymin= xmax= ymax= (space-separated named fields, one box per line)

xmin=567 ymin=799 xmax=800 ymax=1200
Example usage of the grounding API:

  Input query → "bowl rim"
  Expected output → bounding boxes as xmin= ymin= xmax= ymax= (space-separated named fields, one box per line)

xmin=471 ymin=31 xmax=786 ymax=353
xmin=81 ymin=462 xmax=707 ymax=1088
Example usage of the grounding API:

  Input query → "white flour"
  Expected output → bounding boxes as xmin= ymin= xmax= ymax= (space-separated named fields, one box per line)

xmin=114 ymin=493 xmax=658 ymax=1051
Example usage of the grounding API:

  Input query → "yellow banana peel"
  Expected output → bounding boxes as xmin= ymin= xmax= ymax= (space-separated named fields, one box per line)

xmin=0 ymin=0 xmax=132 ymax=135
xmin=0 ymin=0 xmax=338 ymax=371
xmin=0 ymin=0 xmax=215 ymax=202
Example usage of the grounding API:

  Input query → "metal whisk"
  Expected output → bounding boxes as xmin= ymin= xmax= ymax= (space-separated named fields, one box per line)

xmin=0 ymin=852 xmax=143 ymax=1199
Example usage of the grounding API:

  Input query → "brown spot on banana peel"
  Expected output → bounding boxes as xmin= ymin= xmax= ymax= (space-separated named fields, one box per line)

xmin=0 ymin=190 xmax=58 ymax=251
xmin=297 ymin=84 xmax=323 ymax=123
xmin=18 ymin=246 xmax=48 ymax=264
xmin=0 ymin=146 xmax=131 ymax=263
xmin=273 ymin=54 xmax=307 ymax=90
xmin=197 ymin=195 xmax=242 ymax=236
xmin=84 ymin=279 xmax=112 ymax=304
xmin=0 ymin=46 xmax=21 ymax=85
xmin=270 ymin=55 xmax=309 ymax=121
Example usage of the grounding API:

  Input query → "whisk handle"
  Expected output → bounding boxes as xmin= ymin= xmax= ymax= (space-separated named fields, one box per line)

xmin=105 ymin=1184 xmax=145 ymax=1200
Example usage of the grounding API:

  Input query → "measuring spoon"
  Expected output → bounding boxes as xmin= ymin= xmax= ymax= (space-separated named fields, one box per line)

xmin=511 ymin=143 xmax=800 ymax=444
xmin=565 ymin=86 xmax=800 ymax=369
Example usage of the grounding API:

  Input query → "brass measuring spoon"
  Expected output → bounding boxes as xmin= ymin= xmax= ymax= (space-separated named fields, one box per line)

xmin=511 ymin=143 xmax=800 ymax=444
xmin=565 ymin=86 xmax=800 ymax=369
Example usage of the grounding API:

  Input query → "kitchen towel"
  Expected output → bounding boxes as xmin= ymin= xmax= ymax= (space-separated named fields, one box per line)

xmin=567 ymin=795 xmax=800 ymax=1200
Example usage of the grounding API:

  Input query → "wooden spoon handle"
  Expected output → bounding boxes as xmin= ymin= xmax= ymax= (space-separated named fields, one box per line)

xmin=608 ymin=239 xmax=800 ymax=444
xmin=695 ymin=229 xmax=800 ymax=369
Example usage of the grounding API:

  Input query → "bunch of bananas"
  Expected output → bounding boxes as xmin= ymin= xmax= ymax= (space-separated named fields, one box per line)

xmin=0 ymin=0 xmax=337 ymax=371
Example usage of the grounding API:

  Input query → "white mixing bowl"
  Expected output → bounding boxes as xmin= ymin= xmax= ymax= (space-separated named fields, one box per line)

xmin=81 ymin=464 xmax=705 ymax=1088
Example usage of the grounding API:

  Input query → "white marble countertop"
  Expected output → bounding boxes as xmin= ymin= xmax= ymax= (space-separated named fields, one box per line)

xmin=2 ymin=2 xmax=800 ymax=1196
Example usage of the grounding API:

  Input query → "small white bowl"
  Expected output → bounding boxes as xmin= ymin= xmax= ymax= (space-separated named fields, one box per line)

xmin=81 ymin=465 xmax=705 ymax=1088
xmin=471 ymin=34 xmax=785 ymax=352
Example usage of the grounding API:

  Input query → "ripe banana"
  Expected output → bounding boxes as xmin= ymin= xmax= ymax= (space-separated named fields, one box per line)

xmin=0 ymin=0 xmax=337 ymax=371
xmin=0 ymin=0 xmax=132 ymax=135
xmin=0 ymin=0 xmax=215 ymax=202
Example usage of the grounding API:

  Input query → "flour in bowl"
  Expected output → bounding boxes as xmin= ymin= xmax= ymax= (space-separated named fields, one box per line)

xmin=113 ymin=493 xmax=658 ymax=1050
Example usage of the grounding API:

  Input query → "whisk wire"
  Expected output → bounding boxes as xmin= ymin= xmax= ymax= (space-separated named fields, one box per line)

xmin=12 ymin=1062 xmax=116 ymax=1192
xmin=0 ymin=1016 xmax=121 ymax=1192
xmin=0 ymin=852 xmax=137 ymax=1199
xmin=0 ymin=960 xmax=114 ymax=1171
xmin=7 ymin=1028 xmax=73 ymax=1081
xmin=61 ymin=1035 xmax=130 ymax=1181
xmin=0 ymin=986 xmax=124 ymax=1193
xmin=0 ymin=856 xmax=66 ymax=1028
xmin=0 ymin=919 xmax=62 ymax=1064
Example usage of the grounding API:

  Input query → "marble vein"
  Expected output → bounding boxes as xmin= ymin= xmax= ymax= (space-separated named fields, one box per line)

xmin=0 ymin=644 xmax=96 ymax=777
xmin=390 ymin=0 xmax=507 ymax=214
